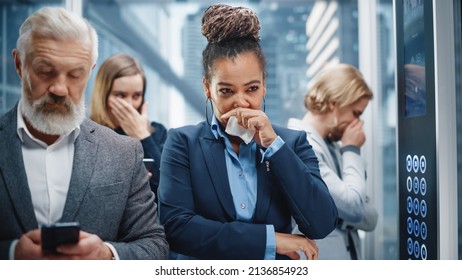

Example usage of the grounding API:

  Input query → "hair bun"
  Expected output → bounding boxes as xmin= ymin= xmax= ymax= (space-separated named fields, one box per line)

xmin=201 ymin=4 xmax=260 ymax=43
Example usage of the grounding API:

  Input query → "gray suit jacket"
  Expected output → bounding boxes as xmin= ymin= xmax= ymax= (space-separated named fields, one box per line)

xmin=0 ymin=105 xmax=169 ymax=259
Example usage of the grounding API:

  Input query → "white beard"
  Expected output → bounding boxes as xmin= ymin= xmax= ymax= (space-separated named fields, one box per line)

xmin=20 ymin=93 xmax=85 ymax=136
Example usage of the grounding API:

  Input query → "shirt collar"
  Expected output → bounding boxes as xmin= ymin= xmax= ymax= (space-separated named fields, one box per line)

xmin=16 ymin=98 xmax=81 ymax=146
xmin=210 ymin=115 xmax=226 ymax=140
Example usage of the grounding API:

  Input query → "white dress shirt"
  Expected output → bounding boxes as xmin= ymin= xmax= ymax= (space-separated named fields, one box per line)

xmin=9 ymin=102 xmax=77 ymax=259
xmin=9 ymin=102 xmax=120 ymax=260
xmin=16 ymin=102 xmax=79 ymax=227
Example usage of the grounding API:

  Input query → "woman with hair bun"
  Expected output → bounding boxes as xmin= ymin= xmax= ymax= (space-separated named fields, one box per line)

xmin=158 ymin=4 xmax=337 ymax=260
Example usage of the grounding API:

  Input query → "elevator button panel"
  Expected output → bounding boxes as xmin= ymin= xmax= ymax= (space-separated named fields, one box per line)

xmin=404 ymin=154 xmax=429 ymax=259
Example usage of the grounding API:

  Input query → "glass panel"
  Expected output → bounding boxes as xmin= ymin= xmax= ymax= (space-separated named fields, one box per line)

xmin=83 ymin=0 xmax=359 ymax=129
xmin=375 ymin=0 xmax=398 ymax=259
xmin=455 ymin=0 xmax=462 ymax=260
xmin=0 ymin=1 xmax=63 ymax=116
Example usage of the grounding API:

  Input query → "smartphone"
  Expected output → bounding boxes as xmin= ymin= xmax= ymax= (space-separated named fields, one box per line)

xmin=143 ymin=158 xmax=155 ymax=171
xmin=41 ymin=222 xmax=80 ymax=254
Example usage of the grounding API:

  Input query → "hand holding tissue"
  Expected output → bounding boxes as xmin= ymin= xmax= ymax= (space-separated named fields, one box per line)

xmin=225 ymin=116 xmax=255 ymax=144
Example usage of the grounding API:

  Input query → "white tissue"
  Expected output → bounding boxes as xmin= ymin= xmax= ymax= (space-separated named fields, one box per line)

xmin=225 ymin=116 xmax=255 ymax=144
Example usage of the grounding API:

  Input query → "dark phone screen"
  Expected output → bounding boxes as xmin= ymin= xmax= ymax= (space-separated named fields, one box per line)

xmin=41 ymin=222 xmax=80 ymax=253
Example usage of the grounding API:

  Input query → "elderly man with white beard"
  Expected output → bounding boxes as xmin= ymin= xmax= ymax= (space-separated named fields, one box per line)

xmin=0 ymin=7 xmax=168 ymax=260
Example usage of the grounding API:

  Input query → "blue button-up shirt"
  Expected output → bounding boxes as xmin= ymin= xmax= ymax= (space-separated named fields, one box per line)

xmin=211 ymin=116 xmax=284 ymax=259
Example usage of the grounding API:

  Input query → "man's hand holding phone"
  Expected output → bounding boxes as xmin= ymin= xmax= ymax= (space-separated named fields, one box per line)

xmin=41 ymin=222 xmax=80 ymax=254
xmin=14 ymin=223 xmax=114 ymax=260
xmin=47 ymin=230 xmax=114 ymax=260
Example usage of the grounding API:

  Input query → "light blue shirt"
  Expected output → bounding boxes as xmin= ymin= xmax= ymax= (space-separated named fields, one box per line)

xmin=211 ymin=117 xmax=284 ymax=259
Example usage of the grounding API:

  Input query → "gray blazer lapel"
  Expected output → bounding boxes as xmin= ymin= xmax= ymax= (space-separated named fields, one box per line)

xmin=199 ymin=131 xmax=236 ymax=220
xmin=0 ymin=105 xmax=38 ymax=230
xmin=60 ymin=119 xmax=98 ymax=222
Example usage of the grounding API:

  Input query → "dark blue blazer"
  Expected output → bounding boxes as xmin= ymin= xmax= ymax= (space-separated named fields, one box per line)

xmin=158 ymin=121 xmax=338 ymax=260
xmin=116 ymin=121 xmax=167 ymax=197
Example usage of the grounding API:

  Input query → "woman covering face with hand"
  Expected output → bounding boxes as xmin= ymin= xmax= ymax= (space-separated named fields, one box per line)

xmin=90 ymin=54 xmax=167 ymax=199
xmin=157 ymin=4 xmax=338 ymax=260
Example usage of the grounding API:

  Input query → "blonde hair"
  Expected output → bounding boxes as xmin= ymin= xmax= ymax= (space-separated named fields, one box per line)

xmin=305 ymin=64 xmax=373 ymax=114
xmin=16 ymin=7 xmax=98 ymax=65
xmin=90 ymin=53 xmax=146 ymax=129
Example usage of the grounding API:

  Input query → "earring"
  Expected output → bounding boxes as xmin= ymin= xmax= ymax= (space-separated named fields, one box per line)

xmin=262 ymin=96 xmax=266 ymax=112
xmin=205 ymin=98 xmax=214 ymax=126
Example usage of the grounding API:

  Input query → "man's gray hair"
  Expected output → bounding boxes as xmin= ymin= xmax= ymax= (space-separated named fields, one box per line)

xmin=16 ymin=6 xmax=98 ymax=64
